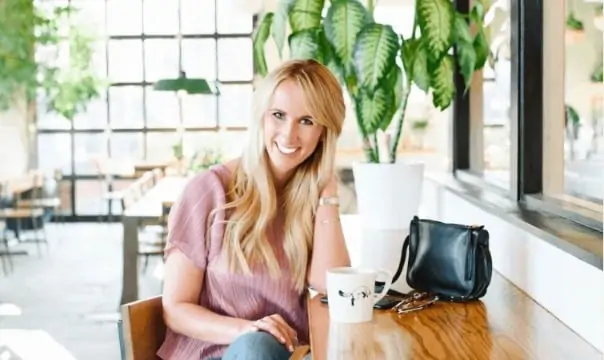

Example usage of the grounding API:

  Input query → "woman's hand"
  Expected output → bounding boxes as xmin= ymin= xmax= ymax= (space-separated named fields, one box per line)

xmin=245 ymin=314 xmax=299 ymax=352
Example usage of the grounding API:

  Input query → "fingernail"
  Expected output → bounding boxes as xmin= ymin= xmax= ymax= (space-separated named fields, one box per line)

xmin=289 ymin=345 xmax=294 ymax=352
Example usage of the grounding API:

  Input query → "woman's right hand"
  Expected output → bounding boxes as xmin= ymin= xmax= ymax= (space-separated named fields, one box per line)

xmin=247 ymin=314 xmax=298 ymax=352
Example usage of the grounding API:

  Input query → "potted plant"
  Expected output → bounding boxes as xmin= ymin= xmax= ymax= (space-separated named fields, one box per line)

xmin=565 ymin=11 xmax=585 ymax=43
xmin=253 ymin=0 xmax=489 ymax=232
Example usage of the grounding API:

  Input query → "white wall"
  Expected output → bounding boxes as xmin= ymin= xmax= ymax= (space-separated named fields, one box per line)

xmin=0 ymin=98 xmax=30 ymax=181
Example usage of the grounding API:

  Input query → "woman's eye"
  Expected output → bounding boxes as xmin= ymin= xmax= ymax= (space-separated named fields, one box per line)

xmin=272 ymin=112 xmax=284 ymax=119
xmin=300 ymin=118 xmax=314 ymax=126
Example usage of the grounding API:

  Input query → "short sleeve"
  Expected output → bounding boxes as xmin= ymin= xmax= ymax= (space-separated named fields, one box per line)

xmin=164 ymin=171 xmax=225 ymax=270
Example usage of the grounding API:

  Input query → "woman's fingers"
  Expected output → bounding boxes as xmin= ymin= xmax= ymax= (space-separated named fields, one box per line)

xmin=269 ymin=314 xmax=298 ymax=342
xmin=254 ymin=316 xmax=297 ymax=351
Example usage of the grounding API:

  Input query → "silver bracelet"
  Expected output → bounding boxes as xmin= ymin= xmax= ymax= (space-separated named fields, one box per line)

xmin=318 ymin=196 xmax=339 ymax=207
xmin=320 ymin=217 xmax=340 ymax=224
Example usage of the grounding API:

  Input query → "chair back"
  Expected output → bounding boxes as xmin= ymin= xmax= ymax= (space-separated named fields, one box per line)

xmin=119 ymin=296 xmax=166 ymax=360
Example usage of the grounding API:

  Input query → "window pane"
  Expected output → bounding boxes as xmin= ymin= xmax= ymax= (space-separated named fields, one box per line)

xmin=73 ymin=94 xmax=108 ymax=130
xmin=109 ymin=86 xmax=144 ymax=129
xmin=37 ymin=92 xmax=71 ymax=130
xmin=217 ymin=39 xmax=253 ymax=81
xmin=57 ymin=178 xmax=73 ymax=217
xmin=146 ymin=87 xmax=180 ymax=128
xmin=107 ymin=0 xmax=142 ymax=36
xmin=182 ymin=39 xmax=216 ymax=80
xmin=74 ymin=134 xmax=107 ymax=175
xmin=108 ymin=40 xmax=143 ymax=83
xmin=216 ymin=0 xmax=253 ymax=34
xmin=72 ymin=1 xmax=106 ymax=35
xmin=182 ymin=93 xmax=217 ymax=127
xmin=481 ymin=0 xmax=511 ymax=189
xmin=75 ymin=180 xmax=106 ymax=215
xmin=144 ymin=39 xmax=179 ymax=82
xmin=563 ymin=1 xmax=603 ymax=203
xmin=218 ymin=85 xmax=253 ymax=127
xmin=184 ymin=131 xmax=247 ymax=164
xmin=146 ymin=132 xmax=180 ymax=163
xmin=181 ymin=0 xmax=215 ymax=34
xmin=143 ymin=0 xmax=178 ymax=35
xmin=90 ymin=41 xmax=108 ymax=78
xmin=110 ymin=133 xmax=144 ymax=164
xmin=38 ymin=134 xmax=72 ymax=175
xmin=110 ymin=179 xmax=135 ymax=215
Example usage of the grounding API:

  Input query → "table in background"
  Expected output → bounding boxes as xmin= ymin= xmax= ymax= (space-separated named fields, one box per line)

xmin=120 ymin=176 xmax=188 ymax=305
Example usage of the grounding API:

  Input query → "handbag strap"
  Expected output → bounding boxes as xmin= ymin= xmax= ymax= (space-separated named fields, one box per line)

xmin=376 ymin=235 xmax=410 ymax=287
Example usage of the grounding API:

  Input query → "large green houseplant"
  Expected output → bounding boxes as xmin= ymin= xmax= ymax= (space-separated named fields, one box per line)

xmin=0 ymin=1 xmax=103 ymax=119
xmin=253 ymin=0 xmax=490 ymax=164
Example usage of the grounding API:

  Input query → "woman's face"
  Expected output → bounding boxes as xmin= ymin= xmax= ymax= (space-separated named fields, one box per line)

xmin=263 ymin=80 xmax=324 ymax=184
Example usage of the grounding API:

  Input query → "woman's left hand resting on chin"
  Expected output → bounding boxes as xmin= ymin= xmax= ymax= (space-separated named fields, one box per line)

xmin=306 ymin=174 xmax=351 ymax=293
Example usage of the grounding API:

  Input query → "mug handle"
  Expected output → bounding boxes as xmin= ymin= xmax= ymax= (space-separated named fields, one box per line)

xmin=372 ymin=269 xmax=393 ymax=305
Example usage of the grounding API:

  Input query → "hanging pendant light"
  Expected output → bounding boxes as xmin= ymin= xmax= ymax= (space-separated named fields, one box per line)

xmin=153 ymin=71 xmax=219 ymax=95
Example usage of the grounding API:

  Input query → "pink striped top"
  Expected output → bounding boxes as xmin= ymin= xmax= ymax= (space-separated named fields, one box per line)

xmin=157 ymin=164 xmax=309 ymax=360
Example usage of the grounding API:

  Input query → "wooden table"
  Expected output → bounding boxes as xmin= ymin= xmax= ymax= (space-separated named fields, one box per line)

xmin=120 ymin=176 xmax=189 ymax=305
xmin=308 ymin=271 xmax=602 ymax=359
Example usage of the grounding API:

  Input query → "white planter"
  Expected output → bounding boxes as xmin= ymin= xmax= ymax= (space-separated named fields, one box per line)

xmin=351 ymin=161 xmax=425 ymax=230
xmin=350 ymin=162 xmax=425 ymax=285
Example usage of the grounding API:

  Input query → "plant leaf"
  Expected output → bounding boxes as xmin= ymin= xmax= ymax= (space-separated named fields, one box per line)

xmin=252 ymin=12 xmax=273 ymax=77
xmin=272 ymin=0 xmax=296 ymax=58
xmin=457 ymin=41 xmax=476 ymax=92
xmin=472 ymin=29 xmax=489 ymax=70
xmin=324 ymin=0 xmax=371 ymax=76
xmin=355 ymin=86 xmax=390 ymax=134
xmin=400 ymin=38 xmax=417 ymax=81
xmin=470 ymin=2 xmax=485 ymax=24
xmin=453 ymin=13 xmax=472 ymax=43
xmin=412 ymin=42 xmax=431 ymax=92
xmin=380 ymin=64 xmax=403 ymax=131
xmin=353 ymin=23 xmax=399 ymax=91
xmin=289 ymin=0 xmax=324 ymax=32
xmin=430 ymin=55 xmax=455 ymax=110
xmin=417 ymin=0 xmax=454 ymax=60
xmin=318 ymin=29 xmax=346 ymax=83
xmin=288 ymin=28 xmax=321 ymax=60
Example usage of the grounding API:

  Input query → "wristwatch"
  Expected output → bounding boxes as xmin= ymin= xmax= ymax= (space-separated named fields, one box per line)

xmin=319 ymin=196 xmax=340 ymax=207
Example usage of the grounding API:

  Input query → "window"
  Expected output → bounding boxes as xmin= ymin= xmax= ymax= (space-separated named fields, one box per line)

xmin=452 ymin=0 xmax=602 ymax=233
xmin=561 ymin=0 xmax=603 ymax=207
xmin=36 ymin=0 xmax=254 ymax=220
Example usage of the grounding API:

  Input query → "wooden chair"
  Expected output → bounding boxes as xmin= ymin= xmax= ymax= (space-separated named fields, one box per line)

xmin=118 ymin=295 xmax=311 ymax=360
xmin=118 ymin=296 xmax=166 ymax=360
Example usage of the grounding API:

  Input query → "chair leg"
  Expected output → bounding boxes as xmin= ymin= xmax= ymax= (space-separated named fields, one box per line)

xmin=142 ymin=254 xmax=149 ymax=274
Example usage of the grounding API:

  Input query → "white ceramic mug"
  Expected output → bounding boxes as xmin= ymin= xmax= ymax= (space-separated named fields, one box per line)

xmin=326 ymin=267 xmax=392 ymax=323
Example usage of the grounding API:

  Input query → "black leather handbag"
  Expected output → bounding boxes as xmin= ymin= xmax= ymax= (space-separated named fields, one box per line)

xmin=390 ymin=216 xmax=493 ymax=302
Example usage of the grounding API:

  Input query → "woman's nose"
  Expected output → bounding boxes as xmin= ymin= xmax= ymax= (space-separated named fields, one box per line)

xmin=280 ymin=120 xmax=298 ymax=140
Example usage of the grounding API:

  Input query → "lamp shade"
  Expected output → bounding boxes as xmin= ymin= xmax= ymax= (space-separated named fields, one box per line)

xmin=153 ymin=71 xmax=219 ymax=95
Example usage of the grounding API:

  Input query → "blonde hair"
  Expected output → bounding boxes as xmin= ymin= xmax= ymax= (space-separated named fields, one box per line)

xmin=216 ymin=59 xmax=345 ymax=293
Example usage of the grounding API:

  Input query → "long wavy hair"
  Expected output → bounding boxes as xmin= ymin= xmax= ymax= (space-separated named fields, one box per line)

xmin=214 ymin=59 xmax=345 ymax=293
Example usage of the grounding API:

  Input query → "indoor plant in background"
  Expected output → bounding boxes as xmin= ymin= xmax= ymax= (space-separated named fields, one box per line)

xmin=253 ymin=1 xmax=488 ymax=217
xmin=253 ymin=0 xmax=490 ymax=280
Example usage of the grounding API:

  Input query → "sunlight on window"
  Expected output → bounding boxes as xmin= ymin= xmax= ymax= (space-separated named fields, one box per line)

xmin=0 ymin=303 xmax=21 ymax=316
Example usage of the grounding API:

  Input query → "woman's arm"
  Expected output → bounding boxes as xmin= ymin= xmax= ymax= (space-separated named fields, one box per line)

xmin=162 ymin=249 xmax=252 ymax=344
xmin=162 ymin=249 xmax=299 ymax=350
xmin=307 ymin=176 xmax=351 ymax=293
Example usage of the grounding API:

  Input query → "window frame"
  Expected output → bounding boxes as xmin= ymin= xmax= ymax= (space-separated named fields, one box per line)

xmin=451 ymin=0 xmax=602 ymax=233
xmin=35 ymin=0 xmax=254 ymax=221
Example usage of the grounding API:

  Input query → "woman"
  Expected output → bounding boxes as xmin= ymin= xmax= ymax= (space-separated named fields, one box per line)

xmin=157 ymin=59 xmax=351 ymax=360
